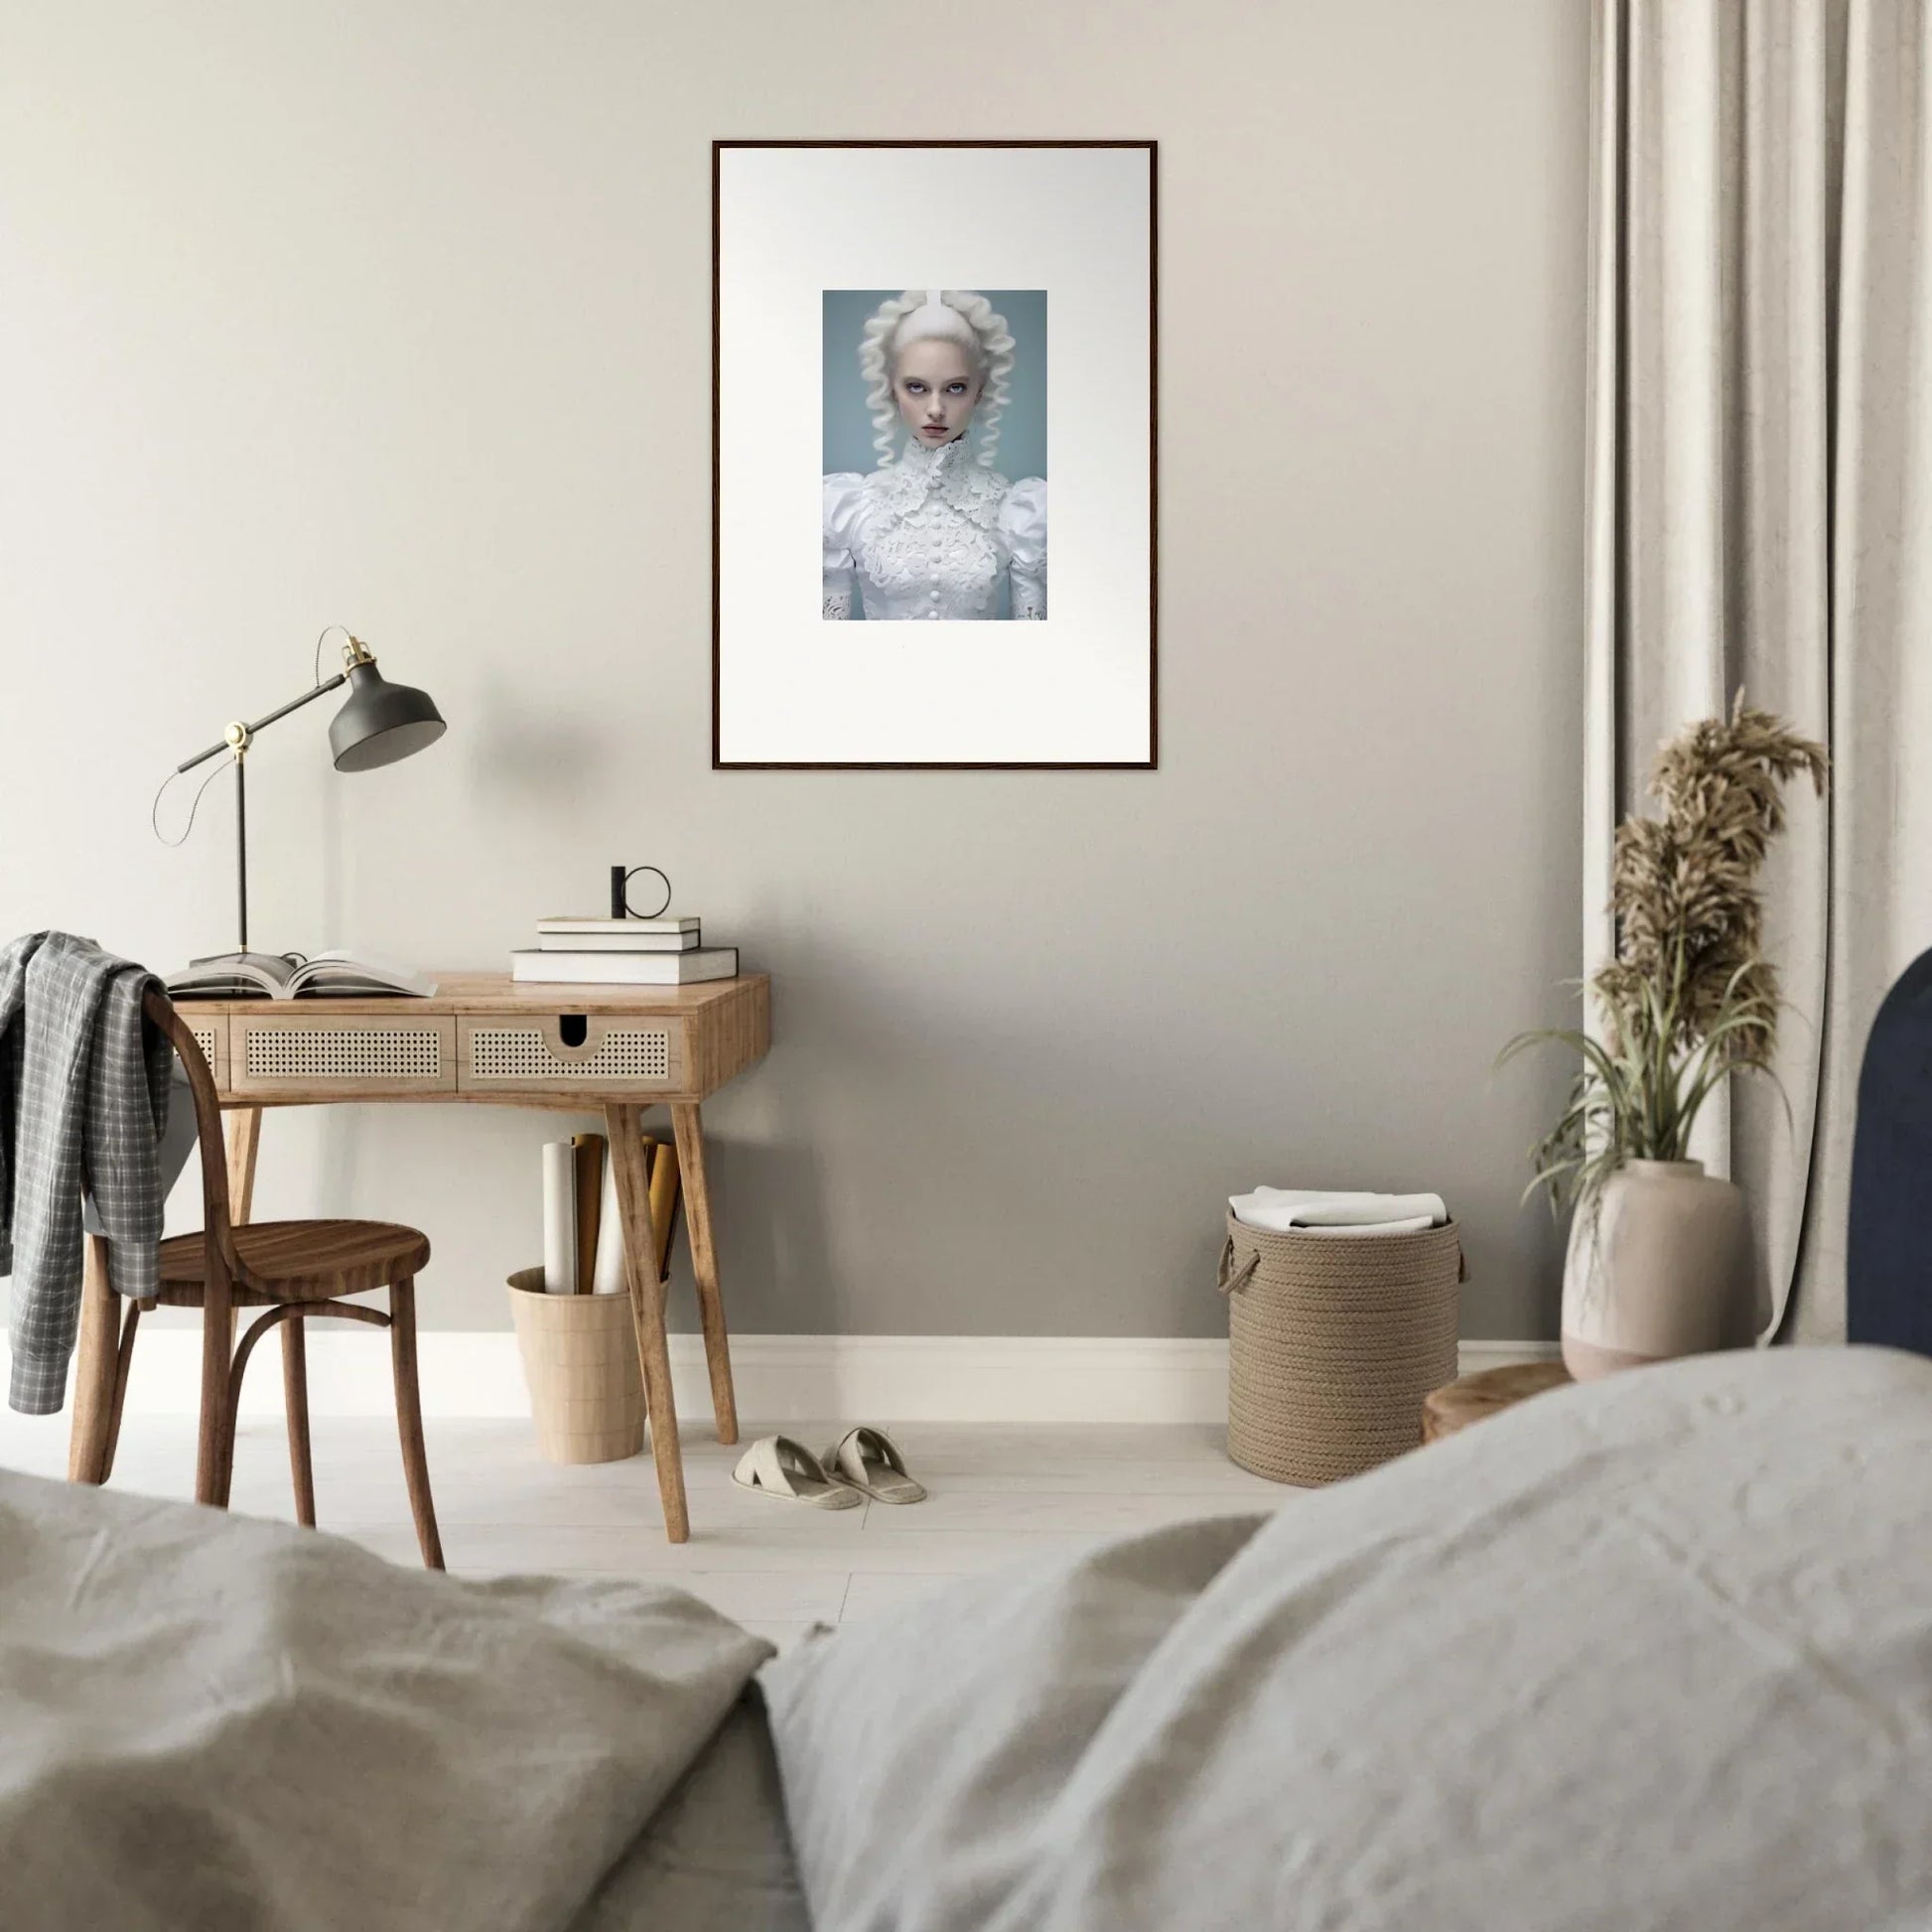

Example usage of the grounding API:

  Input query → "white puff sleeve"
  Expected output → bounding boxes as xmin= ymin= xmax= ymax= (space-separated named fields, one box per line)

xmin=823 ymin=474 xmax=867 ymax=620
xmin=998 ymin=478 xmax=1047 ymax=620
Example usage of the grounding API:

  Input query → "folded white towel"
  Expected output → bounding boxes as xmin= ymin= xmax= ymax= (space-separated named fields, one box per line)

xmin=1228 ymin=1188 xmax=1449 ymax=1235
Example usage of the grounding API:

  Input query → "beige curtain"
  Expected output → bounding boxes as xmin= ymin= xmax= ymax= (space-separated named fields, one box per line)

xmin=1586 ymin=0 xmax=1932 ymax=1342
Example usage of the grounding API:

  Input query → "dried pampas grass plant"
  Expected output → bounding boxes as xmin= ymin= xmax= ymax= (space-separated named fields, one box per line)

xmin=1502 ymin=694 xmax=1828 ymax=1212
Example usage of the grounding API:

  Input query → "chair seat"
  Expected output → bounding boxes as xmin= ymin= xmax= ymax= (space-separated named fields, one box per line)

xmin=156 ymin=1219 xmax=431 ymax=1304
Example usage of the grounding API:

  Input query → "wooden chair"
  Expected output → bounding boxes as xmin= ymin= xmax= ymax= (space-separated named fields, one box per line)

xmin=68 ymin=989 xmax=443 ymax=1568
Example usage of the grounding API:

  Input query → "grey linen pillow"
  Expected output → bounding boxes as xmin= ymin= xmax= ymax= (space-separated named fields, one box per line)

xmin=759 ymin=1349 xmax=1932 ymax=1932
xmin=758 ymin=1513 xmax=1267 ymax=1932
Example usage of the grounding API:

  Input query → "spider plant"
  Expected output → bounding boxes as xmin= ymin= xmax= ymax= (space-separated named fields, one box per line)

xmin=1500 ymin=942 xmax=1781 ymax=1211
xmin=1503 ymin=696 xmax=1827 ymax=1214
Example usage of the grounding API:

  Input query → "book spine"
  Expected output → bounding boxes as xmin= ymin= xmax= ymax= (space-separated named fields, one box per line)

xmin=535 ymin=929 xmax=699 ymax=952
xmin=511 ymin=946 xmax=738 ymax=983
xmin=535 ymin=918 xmax=699 ymax=933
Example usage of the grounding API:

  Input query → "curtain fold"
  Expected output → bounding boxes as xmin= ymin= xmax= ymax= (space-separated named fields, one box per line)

xmin=1587 ymin=0 xmax=1932 ymax=1343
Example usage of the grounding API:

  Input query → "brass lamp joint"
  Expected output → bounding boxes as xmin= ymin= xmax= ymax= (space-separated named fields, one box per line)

xmin=342 ymin=634 xmax=375 ymax=669
xmin=223 ymin=721 xmax=251 ymax=758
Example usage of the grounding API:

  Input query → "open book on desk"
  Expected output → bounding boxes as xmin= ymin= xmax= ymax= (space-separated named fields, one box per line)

xmin=165 ymin=951 xmax=438 ymax=1000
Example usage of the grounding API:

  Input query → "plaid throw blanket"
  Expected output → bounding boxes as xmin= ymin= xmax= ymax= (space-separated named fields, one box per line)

xmin=0 ymin=934 xmax=173 ymax=1414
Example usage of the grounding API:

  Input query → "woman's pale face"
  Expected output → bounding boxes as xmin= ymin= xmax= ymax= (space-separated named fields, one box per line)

xmin=894 ymin=340 xmax=982 ymax=447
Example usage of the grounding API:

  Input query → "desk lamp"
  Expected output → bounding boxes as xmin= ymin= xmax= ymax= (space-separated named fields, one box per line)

xmin=160 ymin=626 xmax=446 ymax=972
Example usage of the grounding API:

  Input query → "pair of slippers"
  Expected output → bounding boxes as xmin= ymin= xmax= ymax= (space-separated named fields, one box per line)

xmin=732 ymin=1426 xmax=926 ymax=1509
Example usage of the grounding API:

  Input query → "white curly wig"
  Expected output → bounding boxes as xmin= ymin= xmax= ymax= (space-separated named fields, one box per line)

xmin=858 ymin=289 xmax=1016 ymax=469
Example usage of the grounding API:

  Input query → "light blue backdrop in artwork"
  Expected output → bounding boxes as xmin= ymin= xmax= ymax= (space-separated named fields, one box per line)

xmin=821 ymin=288 xmax=1048 ymax=483
xmin=821 ymin=289 xmax=1047 ymax=621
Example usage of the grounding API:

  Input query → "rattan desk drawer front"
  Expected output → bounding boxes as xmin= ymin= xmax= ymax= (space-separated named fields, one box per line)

xmin=230 ymin=1014 xmax=457 ymax=1094
xmin=459 ymin=1015 xmax=686 ymax=1093
xmin=181 ymin=1015 xmax=228 ymax=1089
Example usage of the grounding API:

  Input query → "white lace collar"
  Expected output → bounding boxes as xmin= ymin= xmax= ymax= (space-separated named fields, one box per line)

xmin=867 ymin=436 xmax=1007 ymax=528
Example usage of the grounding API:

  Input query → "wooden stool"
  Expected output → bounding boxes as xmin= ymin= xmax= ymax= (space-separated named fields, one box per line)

xmin=1421 ymin=1361 xmax=1573 ymax=1443
xmin=68 ymin=989 xmax=444 ymax=1569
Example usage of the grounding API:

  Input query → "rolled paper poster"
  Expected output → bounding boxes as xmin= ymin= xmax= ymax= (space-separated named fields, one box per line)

xmin=591 ymin=1149 xmax=627 ymax=1294
xmin=571 ymin=1133 xmax=607 ymax=1293
xmin=541 ymin=1141 xmax=578 ymax=1295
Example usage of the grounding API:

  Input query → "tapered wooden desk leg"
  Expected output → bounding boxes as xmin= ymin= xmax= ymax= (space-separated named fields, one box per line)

xmin=607 ymin=1103 xmax=689 ymax=1542
xmin=670 ymin=1102 xmax=738 ymax=1447
xmin=68 ymin=1234 xmax=118 ymax=1482
xmin=225 ymin=1105 xmax=303 ymax=1507
xmin=100 ymin=1301 xmax=141 ymax=1484
xmin=224 ymin=1106 xmax=261 ymax=1222
xmin=224 ymin=1105 xmax=260 ymax=1357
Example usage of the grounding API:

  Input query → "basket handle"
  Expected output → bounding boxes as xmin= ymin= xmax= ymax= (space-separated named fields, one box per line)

xmin=1215 ymin=1237 xmax=1260 ymax=1297
xmin=1217 ymin=1231 xmax=1462 ymax=1292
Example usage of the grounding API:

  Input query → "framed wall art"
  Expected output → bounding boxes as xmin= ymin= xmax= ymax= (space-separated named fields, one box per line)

xmin=713 ymin=140 xmax=1157 ymax=769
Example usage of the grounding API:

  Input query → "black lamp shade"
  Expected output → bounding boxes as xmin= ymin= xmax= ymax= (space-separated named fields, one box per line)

xmin=329 ymin=661 xmax=447 ymax=772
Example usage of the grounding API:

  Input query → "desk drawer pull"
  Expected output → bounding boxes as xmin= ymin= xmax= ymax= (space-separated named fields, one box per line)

xmin=471 ymin=1026 xmax=670 ymax=1081
xmin=245 ymin=1027 xmax=444 ymax=1080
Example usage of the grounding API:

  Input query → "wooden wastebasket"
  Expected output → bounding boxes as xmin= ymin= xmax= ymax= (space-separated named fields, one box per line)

xmin=506 ymin=1268 xmax=645 ymax=1464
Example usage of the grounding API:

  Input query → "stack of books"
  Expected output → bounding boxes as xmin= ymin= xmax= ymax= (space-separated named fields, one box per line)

xmin=511 ymin=915 xmax=740 ymax=986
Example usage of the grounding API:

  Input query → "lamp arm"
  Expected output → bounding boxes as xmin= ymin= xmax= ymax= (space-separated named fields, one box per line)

xmin=174 ymin=671 xmax=348 ymax=774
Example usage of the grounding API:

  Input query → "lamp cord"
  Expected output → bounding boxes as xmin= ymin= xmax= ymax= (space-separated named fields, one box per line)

xmin=148 ymin=759 xmax=309 ymax=967
xmin=149 ymin=759 xmax=230 ymax=849
xmin=153 ymin=624 xmax=350 ymax=848
xmin=313 ymin=622 xmax=349 ymax=687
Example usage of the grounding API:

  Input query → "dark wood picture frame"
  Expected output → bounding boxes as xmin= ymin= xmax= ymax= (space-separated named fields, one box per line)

xmin=712 ymin=138 xmax=1158 ymax=771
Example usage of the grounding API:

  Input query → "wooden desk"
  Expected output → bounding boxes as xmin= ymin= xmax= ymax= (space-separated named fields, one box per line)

xmin=88 ymin=972 xmax=771 ymax=1543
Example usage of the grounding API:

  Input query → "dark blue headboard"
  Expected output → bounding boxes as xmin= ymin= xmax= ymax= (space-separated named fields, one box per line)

xmin=1848 ymin=947 xmax=1932 ymax=1355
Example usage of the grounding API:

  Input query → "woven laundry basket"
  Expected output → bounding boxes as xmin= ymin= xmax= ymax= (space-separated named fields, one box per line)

xmin=507 ymin=1268 xmax=645 ymax=1464
xmin=1218 ymin=1213 xmax=1462 ymax=1485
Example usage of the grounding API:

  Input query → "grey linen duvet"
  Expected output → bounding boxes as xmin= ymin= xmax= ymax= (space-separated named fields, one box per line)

xmin=7 ymin=1346 xmax=1932 ymax=1930
xmin=0 ymin=1471 xmax=805 ymax=1932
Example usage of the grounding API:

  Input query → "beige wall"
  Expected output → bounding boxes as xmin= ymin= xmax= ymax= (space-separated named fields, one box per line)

xmin=0 ymin=0 xmax=1587 ymax=1338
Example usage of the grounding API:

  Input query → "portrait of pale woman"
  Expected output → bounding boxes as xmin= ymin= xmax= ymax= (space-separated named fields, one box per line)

xmin=823 ymin=289 xmax=1047 ymax=621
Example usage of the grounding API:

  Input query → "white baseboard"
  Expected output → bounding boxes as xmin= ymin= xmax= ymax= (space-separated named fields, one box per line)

xmin=1455 ymin=1338 xmax=1564 ymax=1376
xmin=23 ymin=1330 xmax=1560 ymax=1427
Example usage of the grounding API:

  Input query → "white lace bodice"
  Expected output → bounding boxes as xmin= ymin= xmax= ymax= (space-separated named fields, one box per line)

xmin=823 ymin=439 xmax=1046 ymax=621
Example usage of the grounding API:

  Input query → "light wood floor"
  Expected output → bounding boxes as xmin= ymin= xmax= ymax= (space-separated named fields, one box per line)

xmin=0 ymin=1410 xmax=1295 ymax=1648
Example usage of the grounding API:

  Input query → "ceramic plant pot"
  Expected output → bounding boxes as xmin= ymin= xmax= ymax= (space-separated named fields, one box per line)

xmin=1560 ymin=1160 xmax=1752 ymax=1380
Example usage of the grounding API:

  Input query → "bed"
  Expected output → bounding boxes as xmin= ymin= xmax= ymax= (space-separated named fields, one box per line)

xmin=6 ymin=1345 xmax=1930 ymax=1930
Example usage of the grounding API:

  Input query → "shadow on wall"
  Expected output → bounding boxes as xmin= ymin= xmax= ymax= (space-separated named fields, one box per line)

xmin=678 ymin=942 xmax=1248 ymax=1336
xmin=467 ymin=669 xmax=622 ymax=808
xmin=675 ymin=930 xmax=1564 ymax=1339
xmin=668 ymin=1138 xmax=837 ymax=1340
